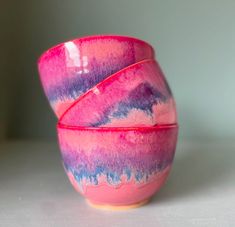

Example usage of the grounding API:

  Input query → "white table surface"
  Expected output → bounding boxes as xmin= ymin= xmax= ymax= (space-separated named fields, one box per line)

xmin=0 ymin=140 xmax=234 ymax=227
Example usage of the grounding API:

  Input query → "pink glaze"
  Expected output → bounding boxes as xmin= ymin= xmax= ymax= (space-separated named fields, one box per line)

xmin=57 ymin=123 xmax=178 ymax=153
xmin=67 ymin=165 xmax=171 ymax=206
xmin=38 ymin=35 xmax=154 ymax=118
xmin=59 ymin=60 xmax=176 ymax=127
xmin=58 ymin=124 xmax=178 ymax=207
xmin=38 ymin=35 xmax=179 ymax=208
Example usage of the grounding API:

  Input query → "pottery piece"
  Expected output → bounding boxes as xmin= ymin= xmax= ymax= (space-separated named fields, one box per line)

xmin=38 ymin=35 xmax=154 ymax=118
xmin=59 ymin=59 xmax=177 ymax=127
xmin=57 ymin=124 xmax=178 ymax=208
xmin=38 ymin=35 xmax=178 ymax=210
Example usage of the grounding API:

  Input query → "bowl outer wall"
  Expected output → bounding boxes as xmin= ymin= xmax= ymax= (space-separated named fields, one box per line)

xmin=57 ymin=124 xmax=178 ymax=205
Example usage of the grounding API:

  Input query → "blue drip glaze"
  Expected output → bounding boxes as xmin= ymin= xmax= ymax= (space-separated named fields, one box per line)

xmin=63 ymin=157 xmax=171 ymax=186
xmin=91 ymin=83 xmax=168 ymax=127
xmin=135 ymin=172 xmax=144 ymax=182
xmin=47 ymin=57 xmax=133 ymax=102
xmin=124 ymin=168 xmax=132 ymax=181
xmin=106 ymin=172 xmax=120 ymax=184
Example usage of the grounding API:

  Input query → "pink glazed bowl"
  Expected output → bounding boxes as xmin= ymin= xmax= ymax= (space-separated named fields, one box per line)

xmin=38 ymin=35 xmax=154 ymax=118
xmin=57 ymin=123 xmax=178 ymax=209
xmin=59 ymin=59 xmax=177 ymax=127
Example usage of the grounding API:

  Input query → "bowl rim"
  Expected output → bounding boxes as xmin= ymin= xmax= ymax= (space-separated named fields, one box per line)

xmin=37 ymin=34 xmax=155 ymax=64
xmin=58 ymin=58 xmax=160 ymax=124
xmin=57 ymin=122 xmax=178 ymax=131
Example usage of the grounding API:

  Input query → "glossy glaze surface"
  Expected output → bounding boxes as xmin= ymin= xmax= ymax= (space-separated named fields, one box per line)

xmin=38 ymin=35 xmax=178 ymax=208
xmin=59 ymin=60 xmax=176 ymax=127
xmin=38 ymin=35 xmax=154 ymax=117
xmin=57 ymin=125 xmax=178 ymax=206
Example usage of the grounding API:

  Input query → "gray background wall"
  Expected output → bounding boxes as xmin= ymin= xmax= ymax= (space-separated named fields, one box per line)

xmin=1 ymin=0 xmax=235 ymax=141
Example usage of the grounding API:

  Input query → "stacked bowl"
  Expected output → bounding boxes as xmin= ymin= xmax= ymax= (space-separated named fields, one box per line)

xmin=38 ymin=35 xmax=178 ymax=210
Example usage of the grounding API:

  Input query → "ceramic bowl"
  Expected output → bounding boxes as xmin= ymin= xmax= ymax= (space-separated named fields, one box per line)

xmin=59 ymin=59 xmax=177 ymax=127
xmin=57 ymin=123 xmax=178 ymax=209
xmin=38 ymin=35 xmax=154 ymax=117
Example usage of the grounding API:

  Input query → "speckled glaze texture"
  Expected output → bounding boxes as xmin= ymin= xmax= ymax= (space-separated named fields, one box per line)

xmin=57 ymin=125 xmax=178 ymax=206
xmin=38 ymin=35 xmax=178 ymax=209
xmin=38 ymin=35 xmax=154 ymax=118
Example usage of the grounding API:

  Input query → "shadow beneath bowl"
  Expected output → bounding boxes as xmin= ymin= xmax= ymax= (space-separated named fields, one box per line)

xmin=151 ymin=141 xmax=234 ymax=203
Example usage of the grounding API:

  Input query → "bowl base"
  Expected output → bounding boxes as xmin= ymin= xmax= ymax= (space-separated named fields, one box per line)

xmin=86 ymin=198 xmax=150 ymax=211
